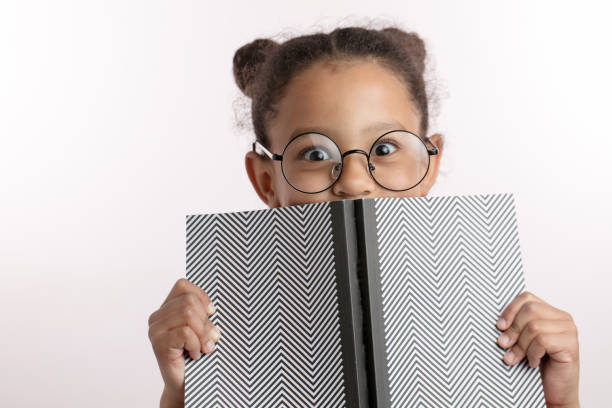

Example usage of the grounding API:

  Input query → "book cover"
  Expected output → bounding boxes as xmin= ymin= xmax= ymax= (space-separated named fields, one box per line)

xmin=184 ymin=193 xmax=546 ymax=407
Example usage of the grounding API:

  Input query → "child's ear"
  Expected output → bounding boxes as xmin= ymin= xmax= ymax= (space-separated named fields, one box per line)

xmin=245 ymin=151 xmax=281 ymax=208
xmin=419 ymin=132 xmax=444 ymax=196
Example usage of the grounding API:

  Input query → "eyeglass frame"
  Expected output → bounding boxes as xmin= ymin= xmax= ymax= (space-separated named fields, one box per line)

xmin=252 ymin=129 xmax=440 ymax=194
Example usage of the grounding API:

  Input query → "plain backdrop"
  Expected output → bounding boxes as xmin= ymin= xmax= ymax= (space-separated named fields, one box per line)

xmin=1 ymin=1 xmax=610 ymax=406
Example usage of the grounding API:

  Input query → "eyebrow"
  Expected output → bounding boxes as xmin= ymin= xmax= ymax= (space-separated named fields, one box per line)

xmin=288 ymin=120 xmax=407 ymax=140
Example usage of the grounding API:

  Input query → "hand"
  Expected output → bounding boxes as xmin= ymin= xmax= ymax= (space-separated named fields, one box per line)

xmin=148 ymin=278 xmax=221 ymax=404
xmin=496 ymin=291 xmax=580 ymax=408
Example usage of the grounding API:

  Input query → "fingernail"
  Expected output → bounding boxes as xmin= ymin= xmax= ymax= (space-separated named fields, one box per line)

xmin=210 ymin=327 xmax=220 ymax=341
xmin=207 ymin=303 xmax=216 ymax=314
xmin=498 ymin=333 xmax=509 ymax=348
xmin=204 ymin=341 xmax=215 ymax=353
xmin=194 ymin=351 xmax=201 ymax=360
xmin=497 ymin=317 xmax=507 ymax=329
xmin=504 ymin=350 xmax=515 ymax=364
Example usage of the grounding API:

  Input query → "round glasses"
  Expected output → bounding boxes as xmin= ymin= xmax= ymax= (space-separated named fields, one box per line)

xmin=252 ymin=130 xmax=439 ymax=194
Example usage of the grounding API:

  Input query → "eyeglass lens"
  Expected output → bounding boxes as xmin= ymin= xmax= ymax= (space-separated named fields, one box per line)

xmin=280 ymin=131 xmax=430 ymax=193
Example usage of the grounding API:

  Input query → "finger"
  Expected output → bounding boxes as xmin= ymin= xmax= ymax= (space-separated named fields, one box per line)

xmin=498 ymin=319 xmax=570 ymax=362
xmin=150 ymin=295 xmax=221 ymax=347
xmin=203 ymin=318 xmax=222 ymax=346
xmin=163 ymin=278 xmax=214 ymax=312
xmin=150 ymin=302 xmax=208 ymax=342
xmin=497 ymin=291 xmax=545 ymax=331
xmin=150 ymin=290 xmax=209 ymax=327
xmin=500 ymin=302 xmax=569 ymax=347
xmin=151 ymin=278 xmax=215 ymax=325
xmin=504 ymin=332 xmax=576 ymax=368
xmin=201 ymin=319 xmax=219 ymax=354
xmin=166 ymin=278 xmax=215 ymax=315
xmin=525 ymin=332 xmax=577 ymax=367
xmin=195 ymin=317 xmax=221 ymax=352
xmin=153 ymin=324 xmax=203 ymax=361
xmin=172 ymin=325 xmax=203 ymax=360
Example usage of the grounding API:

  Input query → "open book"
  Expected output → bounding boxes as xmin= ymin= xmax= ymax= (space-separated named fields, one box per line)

xmin=184 ymin=193 xmax=545 ymax=407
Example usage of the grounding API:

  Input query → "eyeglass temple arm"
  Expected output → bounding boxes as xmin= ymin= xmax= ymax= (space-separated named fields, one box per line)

xmin=425 ymin=137 xmax=439 ymax=156
xmin=252 ymin=141 xmax=283 ymax=161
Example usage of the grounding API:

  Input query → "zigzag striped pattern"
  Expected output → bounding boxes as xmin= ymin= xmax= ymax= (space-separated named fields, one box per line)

xmin=185 ymin=202 xmax=346 ymax=407
xmin=373 ymin=193 xmax=546 ymax=407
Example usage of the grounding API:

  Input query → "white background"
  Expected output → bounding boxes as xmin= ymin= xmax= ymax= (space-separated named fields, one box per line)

xmin=1 ymin=1 xmax=610 ymax=406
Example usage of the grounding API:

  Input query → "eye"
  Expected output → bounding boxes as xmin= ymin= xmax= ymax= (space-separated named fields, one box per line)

xmin=372 ymin=140 xmax=398 ymax=156
xmin=300 ymin=147 xmax=331 ymax=161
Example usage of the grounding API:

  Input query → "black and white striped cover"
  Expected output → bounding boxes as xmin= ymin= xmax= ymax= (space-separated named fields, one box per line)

xmin=185 ymin=193 xmax=546 ymax=407
xmin=362 ymin=193 xmax=546 ymax=407
xmin=185 ymin=201 xmax=351 ymax=407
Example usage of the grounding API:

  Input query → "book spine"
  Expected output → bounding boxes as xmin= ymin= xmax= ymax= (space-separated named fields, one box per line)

xmin=330 ymin=200 xmax=369 ymax=408
xmin=354 ymin=199 xmax=390 ymax=408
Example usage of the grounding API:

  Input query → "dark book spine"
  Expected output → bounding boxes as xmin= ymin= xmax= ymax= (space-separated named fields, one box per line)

xmin=330 ymin=200 xmax=369 ymax=408
xmin=354 ymin=198 xmax=390 ymax=408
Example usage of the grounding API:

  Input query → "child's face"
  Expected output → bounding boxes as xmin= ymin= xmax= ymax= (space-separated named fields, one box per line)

xmin=245 ymin=59 xmax=444 ymax=208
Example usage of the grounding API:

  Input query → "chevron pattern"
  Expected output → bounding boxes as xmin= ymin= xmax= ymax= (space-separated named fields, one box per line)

xmin=373 ymin=193 xmax=546 ymax=407
xmin=185 ymin=202 xmax=346 ymax=407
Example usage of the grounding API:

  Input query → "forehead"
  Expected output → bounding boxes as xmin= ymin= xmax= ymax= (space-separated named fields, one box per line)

xmin=267 ymin=59 xmax=421 ymax=151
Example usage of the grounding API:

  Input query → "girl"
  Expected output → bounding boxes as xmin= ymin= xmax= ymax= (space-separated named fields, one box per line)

xmin=147 ymin=25 xmax=580 ymax=408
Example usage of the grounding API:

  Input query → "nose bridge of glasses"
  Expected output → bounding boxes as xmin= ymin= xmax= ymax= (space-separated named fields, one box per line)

xmin=342 ymin=149 xmax=368 ymax=158
xmin=341 ymin=149 xmax=369 ymax=160
xmin=338 ymin=149 xmax=374 ymax=174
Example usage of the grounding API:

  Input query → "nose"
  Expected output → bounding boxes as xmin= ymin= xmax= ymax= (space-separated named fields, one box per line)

xmin=331 ymin=150 xmax=376 ymax=198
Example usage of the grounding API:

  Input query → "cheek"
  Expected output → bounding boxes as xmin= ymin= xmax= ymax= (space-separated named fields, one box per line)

xmin=271 ymin=168 xmax=291 ymax=201
xmin=271 ymin=165 xmax=333 ymax=207
xmin=404 ymin=184 xmax=426 ymax=198
xmin=272 ymin=167 xmax=310 ymax=206
xmin=279 ymin=183 xmax=340 ymax=207
xmin=282 ymin=190 xmax=328 ymax=207
xmin=382 ymin=185 xmax=426 ymax=199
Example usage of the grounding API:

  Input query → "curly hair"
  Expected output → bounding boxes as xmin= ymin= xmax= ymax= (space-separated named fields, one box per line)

xmin=232 ymin=24 xmax=434 ymax=148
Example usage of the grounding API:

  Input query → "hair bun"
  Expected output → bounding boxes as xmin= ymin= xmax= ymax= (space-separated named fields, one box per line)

xmin=380 ymin=28 xmax=426 ymax=76
xmin=233 ymin=38 xmax=279 ymax=99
